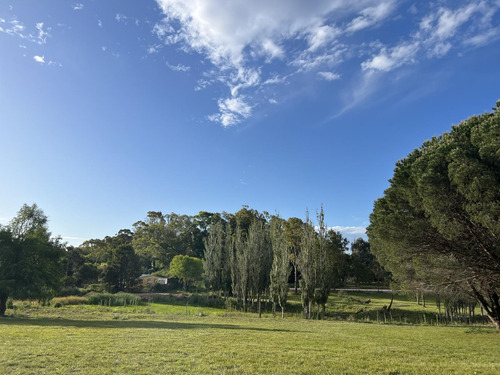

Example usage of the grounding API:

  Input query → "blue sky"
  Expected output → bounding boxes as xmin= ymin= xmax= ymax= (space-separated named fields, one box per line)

xmin=1 ymin=0 xmax=499 ymax=246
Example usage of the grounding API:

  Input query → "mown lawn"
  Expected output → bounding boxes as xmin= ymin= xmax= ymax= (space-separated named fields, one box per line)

xmin=0 ymin=302 xmax=499 ymax=374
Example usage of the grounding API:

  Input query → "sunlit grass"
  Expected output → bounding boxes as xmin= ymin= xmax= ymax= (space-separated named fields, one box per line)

xmin=1 ymin=293 xmax=499 ymax=374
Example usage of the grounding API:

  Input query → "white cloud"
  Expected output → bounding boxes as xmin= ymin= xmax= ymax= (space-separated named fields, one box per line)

xmin=208 ymin=97 xmax=253 ymax=127
xmin=361 ymin=1 xmax=499 ymax=73
xmin=434 ymin=3 xmax=484 ymax=40
xmin=269 ymin=98 xmax=278 ymax=104
xmin=260 ymin=39 xmax=284 ymax=61
xmin=464 ymin=27 xmax=500 ymax=46
xmin=153 ymin=0 xmax=500 ymax=125
xmin=115 ymin=13 xmax=127 ymax=23
xmin=362 ymin=42 xmax=419 ymax=71
xmin=307 ymin=25 xmax=340 ymax=52
xmin=154 ymin=0 xmax=385 ymax=126
xmin=318 ymin=71 xmax=341 ymax=81
xmin=73 ymin=3 xmax=84 ymax=11
xmin=0 ymin=19 xmax=50 ymax=45
xmin=166 ymin=61 xmax=190 ymax=72
xmin=329 ymin=226 xmax=367 ymax=237
xmin=345 ymin=0 xmax=396 ymax=33
xmin=98 ymin=19 xmax=103 ymax=28
xmin=35 ymin=22 xmax=48 ymax=44
xmin=33 ymin=55 xmax=45 ymax=63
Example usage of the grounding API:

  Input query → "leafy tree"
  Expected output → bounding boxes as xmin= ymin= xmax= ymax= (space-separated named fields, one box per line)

xmin=168 ymin=255 xmax=204 ymax=290
xmin=368 ymin=101 xmax=500 ymax=329
xmin=349 ymin=238 xmax=389 ymax=285
xmin=314 ymin=206 xmax=334 ymax=318
xmin=297 ymin=210 xmax=317 ymax=319
xmin=203 ymin=220 xmax=227 ymax=296
xmin=0 ymin=204 xmax=65 ymax=316
xmin=100 ymin=244 xmax=141 ymax=292
xmin=64 ymin=246 xmax=99 ymax=287
xmin=132 ymin=211 xmax=177 ymax=271
xmin=269 ymin=215 xmax=290 ymax=318
xmin=328 ymin=230 xmax=350 ymax=286
xmin=284 ymin=217 xmax=303 ymax=293
xmin=8 ymin=203 xmax=48 ymax=238
xmin=233 ymin=223 xmax=251 ymax=310
xmin=247 ymin=218 xmax=272 ymax=318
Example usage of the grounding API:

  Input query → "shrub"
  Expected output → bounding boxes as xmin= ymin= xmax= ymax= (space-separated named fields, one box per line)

xmin=6 ymin=298 xmax=14 ymax=310
xmin=57 ymin=287 xmax=88 ymax=297
xmin=53 ymin=302 xmax=62 ymax=308
xmin=52 ymin=296 xmax=88 ymax=306
xmin=86 ymin=293 xmax=142 ymax=306
xmin=87 ymin=283 xmax=107 ymax=293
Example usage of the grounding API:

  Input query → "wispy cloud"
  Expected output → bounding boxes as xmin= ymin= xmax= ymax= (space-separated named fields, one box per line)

xmin=73 ymin=3 xmax=84 ymax=11
xmin=318 ymin=71 xmax=341 ymax=81
xmin=152 ymin=0 xmax=500 ymax=126
xmin=166 ymin=61 xmax=190 ymax=72
xmin=0 ymin=18 xmax=50 ymax=45
xmin=115 ymin=13 xmax=127 ymax=23
xmin=345 ymin=0 xmax=396 ymax=33
xmin=153 ymin=0 xmax=382 ymax=126
xmin=362 ymin=1 xmax=498 ymax=73
xmin=208 ymin=97 xmax=253 ymax=127
xmin=33 ymin=55 xmax=62 ymax=67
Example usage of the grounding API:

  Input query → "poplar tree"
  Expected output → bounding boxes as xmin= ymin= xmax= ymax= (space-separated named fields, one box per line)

xmin=234 ymin=224 xmax=250 ymax=311
xmin=314 ymin=206 xmax=333 ymax=319
xmin=247 ymin=218 xmax=272 ymax=317
xmin=297 ymin=210 xmax=317 ymax=319
xmin=203 ymin=221 xmax=224 ymax=296
xmin=270 ymin=215 xmax=290 ymax=318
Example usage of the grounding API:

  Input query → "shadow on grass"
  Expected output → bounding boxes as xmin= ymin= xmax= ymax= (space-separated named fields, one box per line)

xmin=0 ymin=317 xmax=295 ymax=332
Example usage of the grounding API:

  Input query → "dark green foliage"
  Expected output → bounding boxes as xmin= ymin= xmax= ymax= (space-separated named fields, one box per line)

xmin=350 ymin=238 xmax=389 ymax=285
xmin=100 ymin=244 xmax=141 ymax=292
xmin=0 ymin=204 xmax=66 ymax=316
xmin=368 ymin=101 xmax=500 ymax=329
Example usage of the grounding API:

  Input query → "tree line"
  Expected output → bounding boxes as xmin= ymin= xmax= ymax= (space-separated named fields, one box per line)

xmin=0 ymin=204 xmax=387 ymax=317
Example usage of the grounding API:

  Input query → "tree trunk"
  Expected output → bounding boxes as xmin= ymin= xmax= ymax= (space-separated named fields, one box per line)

xmin=0 ymin=294 xmax=8 ymax=317
xmin=469 ymin=285 xmax=500 ymax=330
xmin=258 ymin=295 xmax=262 ymax=318
xmin=272 ymin=302 xmax=276 ymax=318
xmin=294 ymin=264 xmax=298 ymax=294
xmin=281 ymin=305 xmax=285 ymax=319
xmin=387 ymin=293 xmax=394 ymax=312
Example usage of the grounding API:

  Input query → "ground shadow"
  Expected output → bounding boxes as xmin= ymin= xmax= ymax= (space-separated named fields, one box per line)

xmin=0 ymin=317 xmax=296 ymax=332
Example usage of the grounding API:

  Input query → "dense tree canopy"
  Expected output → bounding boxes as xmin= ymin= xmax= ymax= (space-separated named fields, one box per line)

xmin=0 ymin=204 xmax=65 ymax=315
xmin=368 ymin=101 xmax=500 ymax=329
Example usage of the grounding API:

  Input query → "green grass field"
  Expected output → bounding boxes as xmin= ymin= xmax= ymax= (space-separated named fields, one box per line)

xmin=1 ymin=292 xmax=499 ymax=374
